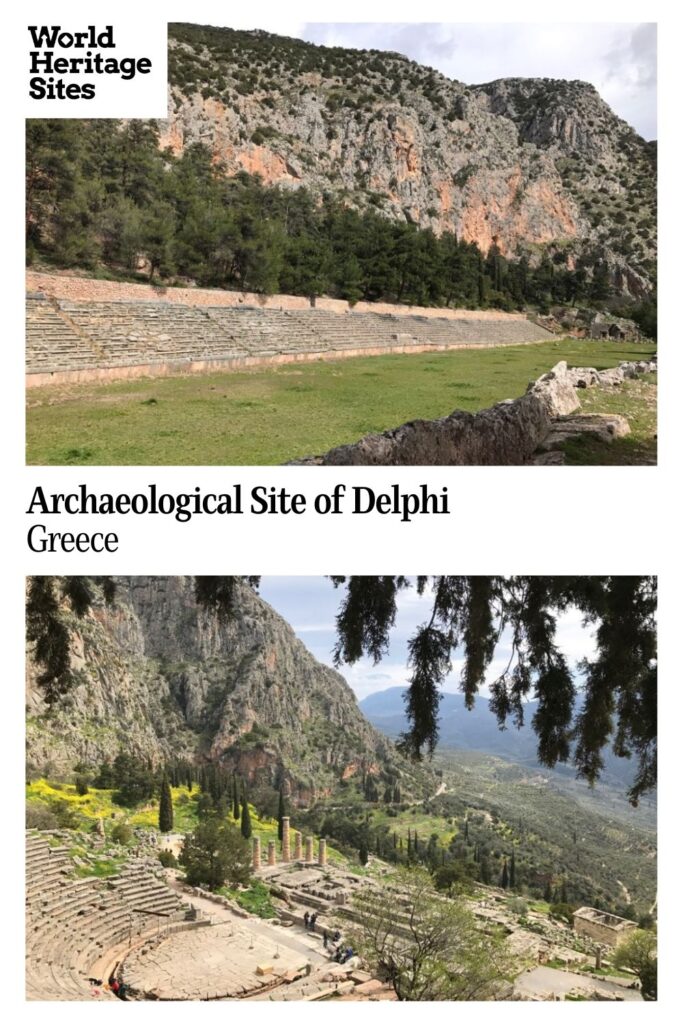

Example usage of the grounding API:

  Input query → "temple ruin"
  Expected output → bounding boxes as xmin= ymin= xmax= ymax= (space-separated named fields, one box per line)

xmin=572 ymin=907 xmax=638 ymax=948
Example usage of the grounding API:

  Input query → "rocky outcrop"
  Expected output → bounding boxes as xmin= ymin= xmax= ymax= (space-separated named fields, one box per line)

xmin=26 ymin=578 xmax=423 ymax=799
xmin=292 ymin=359 xmax=656 ymax=466
xmin=161 ymin=25 xmax=656 ymax=295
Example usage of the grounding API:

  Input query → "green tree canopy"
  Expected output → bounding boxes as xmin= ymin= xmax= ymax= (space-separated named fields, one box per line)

xmin=159 ymin=772 xmax=174 ymax=833
xmin=612 ymin=929 xmax=657 ymax=1000
xmin=328 ymin=575 xmax=657 ymax=804
xmin=349 ymin=868 xmax=515 ymax=1000
xmin=180 ymin=817 xmax=252 ymax=890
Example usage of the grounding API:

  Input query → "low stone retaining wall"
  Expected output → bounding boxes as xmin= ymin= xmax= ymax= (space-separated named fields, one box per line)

xmin=26 ymin=338 xmax=551 ymax=389
xmin=291 ymin=359 xmax=657 ymax=466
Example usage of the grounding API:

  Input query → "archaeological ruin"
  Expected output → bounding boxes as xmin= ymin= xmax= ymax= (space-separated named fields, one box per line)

xmin=572 ymin=908 xmax=639 ymax=948
xmin=292 ymin=358 xmax=657 ymax=466
xmin=25 ymin=276 xmax=557 ymax=387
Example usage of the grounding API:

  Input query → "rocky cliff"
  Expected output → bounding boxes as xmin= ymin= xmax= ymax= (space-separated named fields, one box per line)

xmin=26 ymin=578 xmax=423 ymax=800
xmin=161 ymin=24 xmax=656 ymax=295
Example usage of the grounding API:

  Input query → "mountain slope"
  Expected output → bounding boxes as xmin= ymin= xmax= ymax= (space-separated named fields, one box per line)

xmin=26 ymin=579 xmax=427 ymax=801
xmin=360 ymin=686 xmax=641 ymax=791
xmin=163 ymin=23 xmax=656 ymax=295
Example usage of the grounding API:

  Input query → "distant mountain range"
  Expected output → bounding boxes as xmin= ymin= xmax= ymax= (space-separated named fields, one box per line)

xmin=359 ymin=686 xmax=638 ymax=788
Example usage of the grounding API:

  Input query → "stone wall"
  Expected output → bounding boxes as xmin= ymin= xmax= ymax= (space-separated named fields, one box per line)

xmin=26 ymin=271 xmax=529 ymax=321
xmin=292 ymin=359 xmax=657 ymax=466
xmin=573 ymin=908 xmax=639 ymax=948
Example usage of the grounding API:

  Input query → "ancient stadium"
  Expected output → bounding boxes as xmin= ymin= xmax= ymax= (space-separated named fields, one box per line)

xmin=26 ymin=274 xmax=554 ymax=388
xmin=25 ymin=274 xmax=656 ymax=466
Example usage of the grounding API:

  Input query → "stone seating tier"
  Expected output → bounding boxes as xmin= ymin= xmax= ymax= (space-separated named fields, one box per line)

xmin=26 ymin=296 xmax=554 ymax=379
xmin=25 ymin=832 xmax=189 ymax=1001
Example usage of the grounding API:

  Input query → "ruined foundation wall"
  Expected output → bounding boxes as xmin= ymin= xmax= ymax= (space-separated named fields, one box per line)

xmin=292 ymin=359 xmax=657 ymax=467
xmin=574 ymin=916 xmax=638 ymax=948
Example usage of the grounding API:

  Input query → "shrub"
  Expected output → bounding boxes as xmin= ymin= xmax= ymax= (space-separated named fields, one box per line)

xmin=26 ymin=803 xmax=58 ymax=830
xmin=111 ymin=823 xmax=133 ymax=845
xmin=75 ymin=776 xmax=89 ymax=796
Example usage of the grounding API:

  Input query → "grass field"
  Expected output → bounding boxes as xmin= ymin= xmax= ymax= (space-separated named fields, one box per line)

xmin=26 ymin=339 xmax=656 ymax=465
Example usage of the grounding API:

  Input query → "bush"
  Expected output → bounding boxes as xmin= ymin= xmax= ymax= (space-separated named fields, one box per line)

xmin=111 ymin=823 xmax=133 ymax=845
xmin=548 ymin=902 xmax=574 ymax=924
xmin=26 ymin=803 xmax=58 ymax=830
xmin=158 ymin=849 xmax=178 ymax=868
xmin=75 ymin=775 xmax=89 ymax=796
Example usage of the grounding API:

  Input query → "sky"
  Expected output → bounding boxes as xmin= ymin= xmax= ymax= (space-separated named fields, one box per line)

xmin=259 ymin=577 xmax=597 ymax=702
xmin=221 ymin=19 xmax=657 ymax=139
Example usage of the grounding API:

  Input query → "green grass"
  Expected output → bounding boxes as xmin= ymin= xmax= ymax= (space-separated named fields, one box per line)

xmin=220 ymin=880 xmax=276 ymax=918
xmin=26 ymin=340 xmax=655 ymax=465
xmin=371 ymin=805 xmax=458 ymax=846
xmin=560 ymin=375 xmax=657 ymax=465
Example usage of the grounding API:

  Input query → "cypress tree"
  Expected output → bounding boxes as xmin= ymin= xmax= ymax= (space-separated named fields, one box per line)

xmin=277 ymin=787 xmax=286 ymax=841
xmin=232 ymin=777 xmax=240 ymax=820
xmin=359 ymin=839 xmax=369 ymax=866
xmin=561 ymin=878 xmax=568 ymax=904
xmin=240 ymin=796 xmax=252 ymax=839
xmin=158 ymin=773 xmax=174 ymax=833
xmin=500 ymin=858 xmax=509 ymax=890
xmin=544 ymin=878 xmax=553 ymax=903
xmin=509 ymin=850 xmax=516 ymax=889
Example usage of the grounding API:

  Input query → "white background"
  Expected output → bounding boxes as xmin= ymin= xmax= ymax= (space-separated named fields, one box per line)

xmin=24 ymin=18 xmax=167 ymax=118
xmin=3 ymin=0 xmax=678 ymax=1017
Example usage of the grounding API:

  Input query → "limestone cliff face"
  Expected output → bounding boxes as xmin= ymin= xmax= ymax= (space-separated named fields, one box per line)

xmin=26 ymin=578 xmax=420 ymax=800
xmin=160 ymin=25 xmax=656 ymax=295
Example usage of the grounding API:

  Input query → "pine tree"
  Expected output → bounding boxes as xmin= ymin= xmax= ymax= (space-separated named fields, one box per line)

xmin=240 ymin=796 xmax=252 ymax=839
xmin=158 ymin=772 xmax=174 ymax=833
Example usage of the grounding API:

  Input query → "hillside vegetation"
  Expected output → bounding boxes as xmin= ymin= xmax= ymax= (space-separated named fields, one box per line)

xmin=26 ymin=24 xmax=656 ymax=311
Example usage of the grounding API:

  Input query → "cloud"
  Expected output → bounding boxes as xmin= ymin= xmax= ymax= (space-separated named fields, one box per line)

xmin=261 ymin=577 xmax=598 ymax=702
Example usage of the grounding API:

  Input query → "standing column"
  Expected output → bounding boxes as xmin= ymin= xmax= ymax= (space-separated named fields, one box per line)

xmin=267 ymin=840 xmax=277 ymax=866
xmin=282 ymin=816 xmax=291 ymax=862
xmin=305 ymin=835 xmax=314 ymax=863
xmin=252 ymin=836 xmax=261 ymax=871
xmin=318 ymin=838 xmax=327 ymax=867
xmin=294 ymin=831 xmax=303 ymax=860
